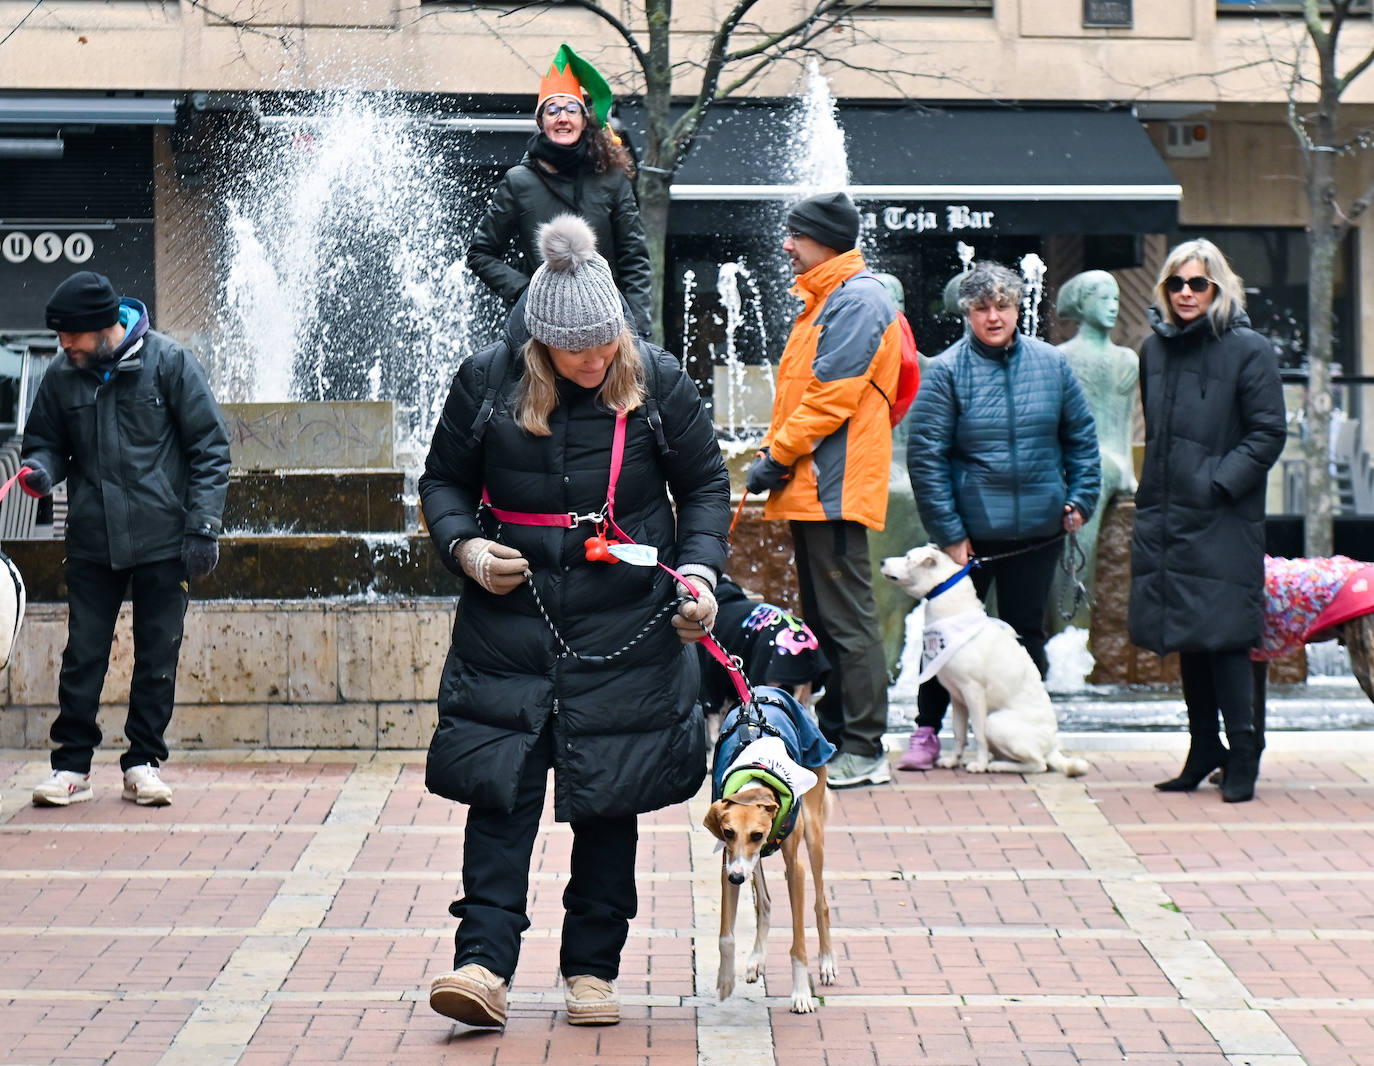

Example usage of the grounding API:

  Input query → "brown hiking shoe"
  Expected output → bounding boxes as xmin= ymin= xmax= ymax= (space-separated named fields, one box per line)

xmin=429 ymin=963 xmax=507 ymax=1027
xmin=564 ymin=974 xmax=619 ymax=1025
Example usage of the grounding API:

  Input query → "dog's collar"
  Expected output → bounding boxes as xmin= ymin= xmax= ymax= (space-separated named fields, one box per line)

xmin=923 ymin=561 xmax=975 ymax=602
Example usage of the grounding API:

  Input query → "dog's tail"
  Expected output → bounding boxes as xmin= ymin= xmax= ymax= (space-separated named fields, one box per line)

xmin=1046 ymin=750 xmax=1091 ymax=777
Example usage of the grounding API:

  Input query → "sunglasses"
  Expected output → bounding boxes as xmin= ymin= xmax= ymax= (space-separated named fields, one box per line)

xmin=1165 ymin=274 xmax=1215 ymax=294
xmin=542 ymin=101 xmax=584 ymax=118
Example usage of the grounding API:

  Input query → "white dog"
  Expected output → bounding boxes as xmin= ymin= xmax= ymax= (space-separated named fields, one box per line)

xmin=0 ymin=549 xmax=25 ymax=670
xmin=881 ymin=545 xmax=1089 ymax=776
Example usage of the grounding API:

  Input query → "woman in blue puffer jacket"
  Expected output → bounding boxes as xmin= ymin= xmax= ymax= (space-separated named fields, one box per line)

xmin=902 ymin=261 xmax=1101 ymax=771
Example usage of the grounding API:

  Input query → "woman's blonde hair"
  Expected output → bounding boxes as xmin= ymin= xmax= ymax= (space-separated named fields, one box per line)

xmin=1154 ymin=238 xmax=1246 ymax=332
xmin=514 ymin=326 xmax=646 ymax=436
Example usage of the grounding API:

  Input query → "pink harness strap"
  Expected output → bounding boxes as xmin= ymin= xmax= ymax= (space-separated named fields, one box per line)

xmin=481 ymin=411 xmax=628 ymax=528
xmin=482 ymin=411 xmax=750 ymax=704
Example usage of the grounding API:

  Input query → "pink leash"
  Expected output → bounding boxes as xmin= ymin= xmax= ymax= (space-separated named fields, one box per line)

xmin=598 ymin=416 xmax=753 ymax=706
xmin=0 ymin=467 xmax=32 ymax=503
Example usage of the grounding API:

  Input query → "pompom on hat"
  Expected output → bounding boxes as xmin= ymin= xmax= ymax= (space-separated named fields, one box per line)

xmin=524 ymin=215 xmax=625 ymax=351
xmin=537 ymin=43 xmax=615 ymax=127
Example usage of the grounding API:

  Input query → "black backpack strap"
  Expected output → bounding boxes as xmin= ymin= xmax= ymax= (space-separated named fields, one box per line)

xmin=638 ymin=341 xmax=672 ymax=457
xmin=468 ymin=342 xmax=513 ymax=446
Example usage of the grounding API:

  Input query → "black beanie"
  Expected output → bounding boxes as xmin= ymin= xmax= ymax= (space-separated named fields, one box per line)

xmin=45 ymin=271 xmax=121 ymax=332
xmin=787 ymin=191 xmax=860 ymax=252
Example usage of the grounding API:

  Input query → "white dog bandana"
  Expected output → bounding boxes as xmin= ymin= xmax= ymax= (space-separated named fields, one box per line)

xmin=918 ymin=610 xmax=993 ymax=683
xmin=723 ymin=736 xmax=819 ymax=799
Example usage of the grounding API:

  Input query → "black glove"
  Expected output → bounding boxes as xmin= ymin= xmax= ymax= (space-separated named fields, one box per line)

xmin=182 ymin=534 xmax=220 ymax=580
xmin=745 ymin=450 xmax=790 ymax=495
xmin=18 ymin=462 xmax=53 ymax=498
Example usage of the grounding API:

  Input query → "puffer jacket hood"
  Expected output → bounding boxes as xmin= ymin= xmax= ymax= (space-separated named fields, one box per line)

xmin=1146 ymin=304 xmax=1252 ymax=340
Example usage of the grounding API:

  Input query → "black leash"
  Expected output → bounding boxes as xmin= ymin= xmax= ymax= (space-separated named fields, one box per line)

xmin=971 ymin=531 xmax=1065 ymax=566
xmin=1057 ymin=531 xmax=1092 ymax=622
xmin=525 ymin=575 xmax=678 ymax=664
xmin=967 ymin=530 xmax=1090 ymax=622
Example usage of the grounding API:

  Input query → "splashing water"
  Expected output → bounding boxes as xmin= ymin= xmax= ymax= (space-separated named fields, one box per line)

xmin=710 ymin=261 xmax=775 ymax=440
xmin=787 ymin=59 xmax=850 ymax=194
xmin=1020 ymin=252 xmax=1047 ymax=338
xmin=211 ymin=91 xmax=504 ymax=463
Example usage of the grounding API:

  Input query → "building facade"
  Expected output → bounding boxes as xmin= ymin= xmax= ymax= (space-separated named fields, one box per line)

xmin=3 ymin=0 xmax=1372 ymax=527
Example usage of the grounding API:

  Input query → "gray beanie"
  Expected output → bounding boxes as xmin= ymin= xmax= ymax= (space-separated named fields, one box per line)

xmin=524 ymin=215 xmax=625 ymax=350
xmin=787 ymin=191 xmax=860 ymax=252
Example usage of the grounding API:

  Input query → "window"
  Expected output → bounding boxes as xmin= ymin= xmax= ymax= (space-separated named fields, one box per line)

xmin=1218 ymin=1 xmax=1370 ymax=15
xmin=845 ymin=0 xmax=992 ymax=9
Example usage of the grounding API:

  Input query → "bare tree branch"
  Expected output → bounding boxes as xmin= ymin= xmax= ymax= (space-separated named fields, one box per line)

xmin=186 ymin=0 xmax=297 ymax=54
xmin=0 ymin=0 xmax=42 ymax=51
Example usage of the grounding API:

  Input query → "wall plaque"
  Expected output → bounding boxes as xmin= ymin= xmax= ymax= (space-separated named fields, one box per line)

xmin=1083 ymin=0 xmax=1131 ymax=27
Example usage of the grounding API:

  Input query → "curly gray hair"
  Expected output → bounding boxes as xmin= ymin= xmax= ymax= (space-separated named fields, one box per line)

xmin=957 ymin=261 xmax=1024 ymax=314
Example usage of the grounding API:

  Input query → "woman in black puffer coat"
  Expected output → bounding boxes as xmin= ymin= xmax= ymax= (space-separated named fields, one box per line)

xmin=421 ymin=216 xmax=729 ymax=1029
xmin=466 ymin=47 xmax=653 ymax=337
xmin=1129 ymin=238 xmax=1285 ymax=803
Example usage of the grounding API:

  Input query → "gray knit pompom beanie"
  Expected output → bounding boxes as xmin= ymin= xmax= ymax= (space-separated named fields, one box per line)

xmin=523 ymin=215 xmax=625 ymax=350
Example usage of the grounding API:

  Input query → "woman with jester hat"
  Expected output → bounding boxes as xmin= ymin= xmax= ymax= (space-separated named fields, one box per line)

xmin=467 ymin=44 xmax=654 ymax=337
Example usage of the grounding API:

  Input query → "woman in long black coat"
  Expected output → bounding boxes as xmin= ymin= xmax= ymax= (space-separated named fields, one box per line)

xmin=466 ymin=46 xmax=654 ymax=336
xmin=1128 ymin=238 xmax=1285 ymax=802
xmin=421 ymin=215 xmax=729 ymax=1028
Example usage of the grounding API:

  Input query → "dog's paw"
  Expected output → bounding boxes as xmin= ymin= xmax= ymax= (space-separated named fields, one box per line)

xmin=716 ymin=970 xmax=735 ymax=1001
xmin=818 ymin=952 xmax=837 ymax=985
xmin=965 ymin=759 xmax=990 ymax=773
xmin=935 ymin=753 xmax=960 ymax=769
xmin=790 ymin=989 xmax=817 ymax=1013
xmin=790 ymin=960 xmax=816 ymax=1012
xmin=745 ymin=953 xmax=766 ymax=983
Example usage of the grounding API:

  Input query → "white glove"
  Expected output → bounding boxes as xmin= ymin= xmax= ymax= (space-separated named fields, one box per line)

xmin=672 ymin=567 xmax=718 ymax=643
xmin=454 ymin=537 xmax=529 ymax=595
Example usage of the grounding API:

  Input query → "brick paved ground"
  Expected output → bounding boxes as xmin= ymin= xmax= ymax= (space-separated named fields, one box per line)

xmin=2 ymin=737 xmax=1373 ymax=1066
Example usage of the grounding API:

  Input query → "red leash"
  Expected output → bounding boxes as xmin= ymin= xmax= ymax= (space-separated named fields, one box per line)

xmin=0 ymin=467 xmax=32 ymax=504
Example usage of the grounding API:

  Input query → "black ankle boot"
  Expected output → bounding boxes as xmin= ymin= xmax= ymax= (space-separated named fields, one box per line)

xmin=1156 ymin=741 xmax=1229 ymax=791
xmin=1221 ymin=732 xmax=1259 ymax=803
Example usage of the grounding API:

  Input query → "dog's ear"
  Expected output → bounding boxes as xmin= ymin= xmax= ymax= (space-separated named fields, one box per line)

xmin=757 ymin=799 xmax=779 ymax=820
xmin=702 ymin=801 xmax=726 ymax=840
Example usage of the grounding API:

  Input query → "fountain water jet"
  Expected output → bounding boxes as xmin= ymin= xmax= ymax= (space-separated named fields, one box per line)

xmin=211 ymin=91 xmax=504 ymax=465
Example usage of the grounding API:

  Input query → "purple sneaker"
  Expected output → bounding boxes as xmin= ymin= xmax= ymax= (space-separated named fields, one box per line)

xmin=897 ymin=726 xmax=940 ymax=771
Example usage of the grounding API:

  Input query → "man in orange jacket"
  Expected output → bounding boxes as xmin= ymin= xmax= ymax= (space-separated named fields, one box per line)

xmin=746 ymin=191 xmax=903 ymax=788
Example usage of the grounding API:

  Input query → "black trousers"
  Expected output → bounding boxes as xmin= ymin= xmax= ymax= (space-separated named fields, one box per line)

xmin=790 ymin=520 xmax=889 ymax=758
xmin=451 ymin=726 xmax=639 ymax=982
xmin=51 ymin=557 xmax=189 ymax=774
xmin=915 ymin=536 xmax=1060 ymax=731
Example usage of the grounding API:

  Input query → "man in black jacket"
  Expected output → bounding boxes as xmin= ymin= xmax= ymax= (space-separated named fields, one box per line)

xmin=20 ymin=271 xmax=231 ymax=809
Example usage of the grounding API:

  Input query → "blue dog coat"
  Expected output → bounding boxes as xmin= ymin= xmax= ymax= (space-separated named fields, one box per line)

xmin=711 ymin=686 xmax=836 ymax=856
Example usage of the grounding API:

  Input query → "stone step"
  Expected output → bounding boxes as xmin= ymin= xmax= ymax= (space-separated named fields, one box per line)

xmin=224 ymin=470 xmax=407 ymax=534
xmin=2 ymin=533 xmax=462 ymax=601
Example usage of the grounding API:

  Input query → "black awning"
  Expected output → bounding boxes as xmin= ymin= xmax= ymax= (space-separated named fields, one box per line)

xmin=619 ymin=103 xmax=1180 ymax=236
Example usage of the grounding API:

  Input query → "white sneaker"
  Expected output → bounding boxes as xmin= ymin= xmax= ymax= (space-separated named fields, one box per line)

xmin=32 ymin=770 xmax=93 ymax=807
xmin=122 ymin=764 xmax=172 ymax=806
